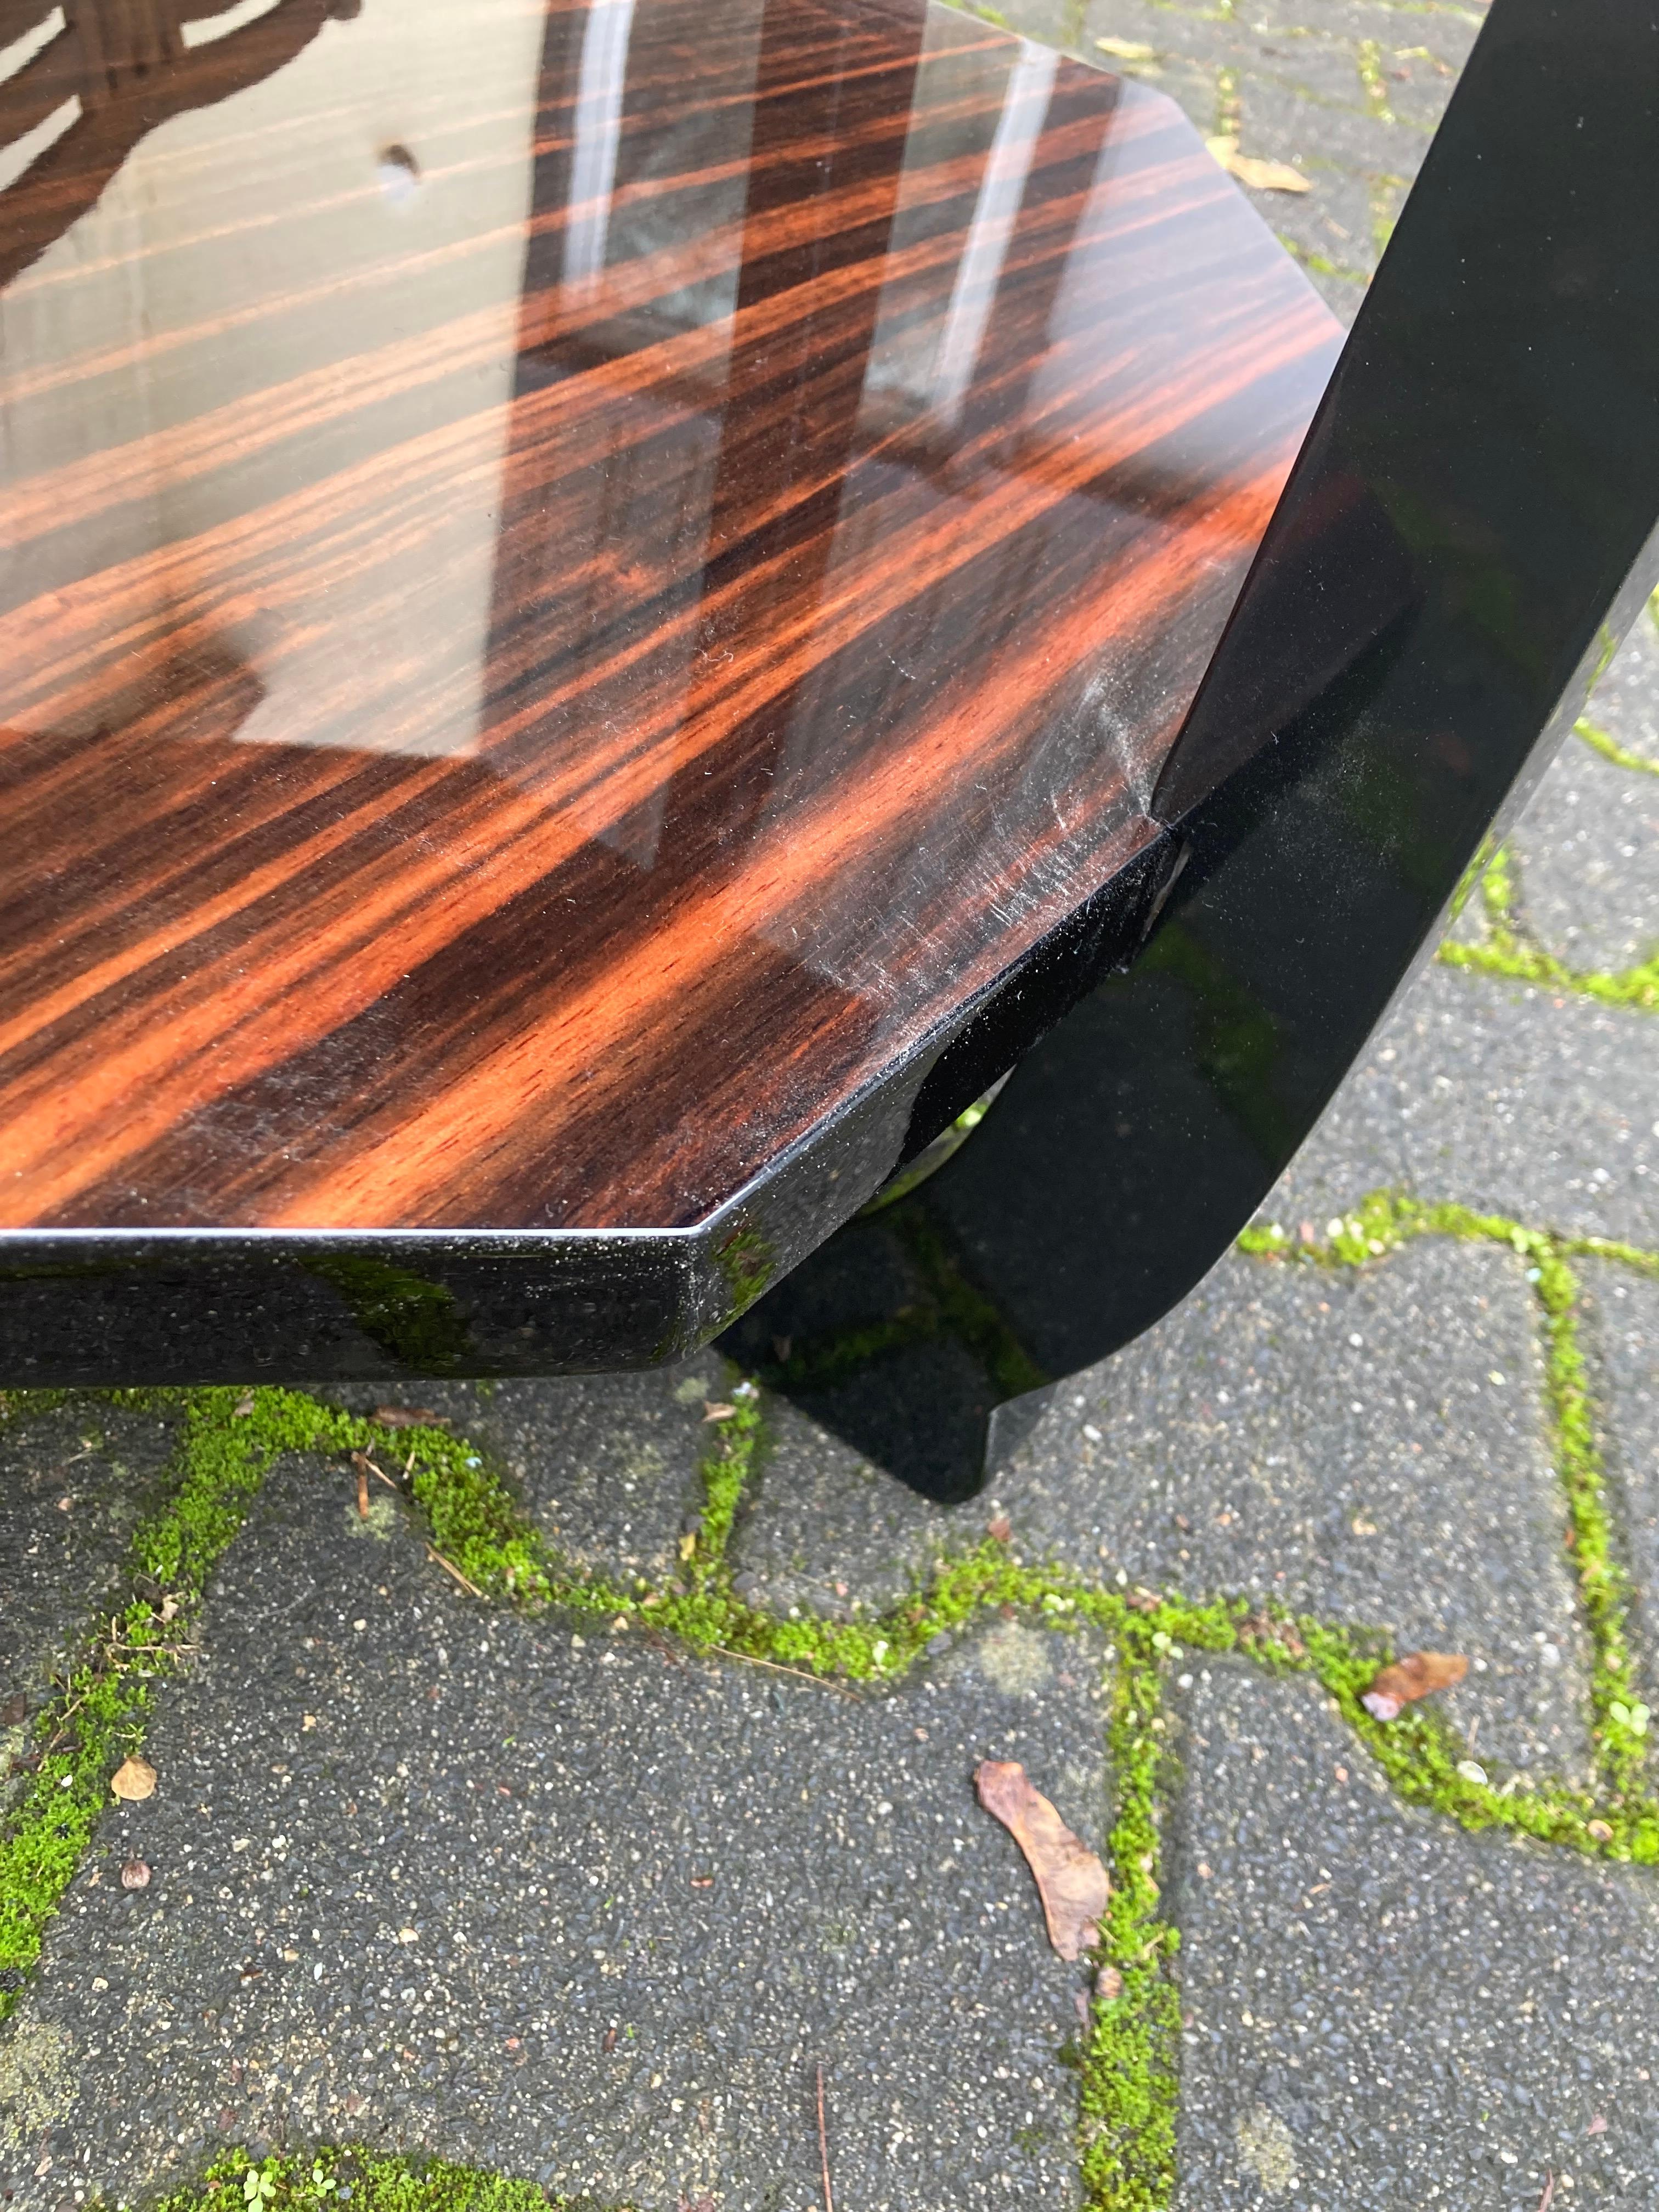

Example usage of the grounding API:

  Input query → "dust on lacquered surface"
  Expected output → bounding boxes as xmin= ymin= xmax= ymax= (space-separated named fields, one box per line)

xmin=0 ymin=0 xmax=1339 ymax=1233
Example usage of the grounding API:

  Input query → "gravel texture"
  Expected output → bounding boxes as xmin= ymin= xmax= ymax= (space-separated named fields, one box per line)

xmin=1269 ymin=965 xmax=1659 ymax=1250
xmin=733 ymin=1240 xmax=1592 ymax=1781
xmin=1169 ymin=1665 xmax=1659 ymax=2210
xmin=0 ymin=1403 xmax=178 ymax=1825
xmin=1508 ymin=730 xmax=1659 ymax=977
xmin=318 ymin=1368 xmax=721 ymax=1590
xmin=0 ymin=1453 xmax=1107 ymax=2212
xmin=1579 ymin=1261 xmax=1659 ymax=1715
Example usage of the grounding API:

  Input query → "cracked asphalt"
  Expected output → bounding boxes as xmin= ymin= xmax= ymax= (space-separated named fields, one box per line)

xmin=4 ymin=2 xmax=1658 ymax=2207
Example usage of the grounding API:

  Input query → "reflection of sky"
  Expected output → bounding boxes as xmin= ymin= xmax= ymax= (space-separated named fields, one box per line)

xmin=855 ymin=20 xmax=1054 ymax=435
xmin=928 ymin=42 xmax=1057 ymax=423
xmin=561 ymin=0 xmax=637 ymax=296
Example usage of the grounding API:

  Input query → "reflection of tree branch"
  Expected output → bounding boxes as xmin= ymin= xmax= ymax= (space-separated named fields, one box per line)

xmin=0 ymin=0 xmax=351 ymax=296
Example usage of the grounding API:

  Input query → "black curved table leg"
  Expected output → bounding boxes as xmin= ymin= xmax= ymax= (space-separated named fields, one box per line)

xmin=726 ymin=0 xmax=1659 ymax=1499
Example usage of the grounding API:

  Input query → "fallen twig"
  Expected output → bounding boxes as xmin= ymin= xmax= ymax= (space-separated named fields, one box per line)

xmin=816 ymin=2061 xmax=835 ymax=2212
xmin=720 ymin=1649 xmax=857 ymax=1698
xmin=1538 ymin=2172 xmax=1556 ymax=2212
xmin=426 ymin=1545 xmax=483 ymax=1598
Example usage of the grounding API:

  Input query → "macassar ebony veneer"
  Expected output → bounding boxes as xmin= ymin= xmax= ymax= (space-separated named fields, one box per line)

xmin=0 ymin=0 xmax=1337 ymax=1379
xmin=3 ymin=0 xmax=1658 ymax=1469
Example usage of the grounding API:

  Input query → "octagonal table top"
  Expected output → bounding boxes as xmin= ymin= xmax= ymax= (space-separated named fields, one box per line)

xmin=0 ymin=0 xmax=1340 ymax=1250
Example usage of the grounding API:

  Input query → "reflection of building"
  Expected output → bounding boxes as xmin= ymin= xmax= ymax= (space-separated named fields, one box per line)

xmin=0 ymin=0 xmax=547 ymax=761
xmin=0 ymin=0 xmax=352 ymax=280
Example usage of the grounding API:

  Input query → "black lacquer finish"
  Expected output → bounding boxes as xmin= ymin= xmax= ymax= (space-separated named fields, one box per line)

xmin=731 ymin=0 xmax=1659 ymax=1493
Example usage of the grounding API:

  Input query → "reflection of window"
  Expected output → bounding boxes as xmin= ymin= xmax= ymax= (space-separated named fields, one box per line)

xmin=561 ymin=0 xmax=636 ymax=296
xmin=0 ymin=0 xmax=351 ymax=290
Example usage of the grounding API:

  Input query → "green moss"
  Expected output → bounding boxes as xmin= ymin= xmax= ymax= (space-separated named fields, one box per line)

xmin=1356 ymin=38 xmax=1396 ymax=117
xmin=1273 ymin=230 xmax=1371 ymax=287
xmin=145 ymin=2146 xmax=613 ymax=2212
xmin=1078 ymin=1635 xmax=1180 ymax=2210
xmin=8 ymin=1186 xmax=1659 ymax=2204
xmin=0 ymin=1387 xmax=282 ymax=2018
xmin=1240 ymin=1190 xmax=1655 ymax=1810
xmin=683 ymin=1378 xmax=763 ymax=1587
xmin=1440 ymin=842 xmax=1659 ymax=1010
xmin=1576 ymin=714 xmax=1659 ymax=779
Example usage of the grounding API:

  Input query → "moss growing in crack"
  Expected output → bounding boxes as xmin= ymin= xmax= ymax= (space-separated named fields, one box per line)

xmin=1439 ymin=842 xmax=1659 ymax=1011
xmin=683 ymin=1379 xmax=763 ymax=1590
xmin=1576 ymin=714 xmax=1659 ymax=780
xmin=1078 ymin=1634 xmax=1180 ymax=2211
xmin=10 ymin=1190 xmax=1659 ymax=2197
xmin=0 ymin=1387 xmax=284 ymax=2018
xmin=0 ymin=1386 xmax=574 ymax=2019
xmin=1240 ymin=1189 xmax=1657 ymax=1821
xmin=144 ymin=2145 xmax=612 ymax=2212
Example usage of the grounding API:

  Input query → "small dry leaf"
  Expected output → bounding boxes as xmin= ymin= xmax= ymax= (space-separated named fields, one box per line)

xmin=233 ymin=1392 xmax=255 ymax=1417
xmin=1096 ymin=1965 xmax=1124 ymax=2002
xmin=1095 ymin=33 xmax=1155 ymax=59
xmin=1238 ymin=1611 xmax=1306 ymax=1660
xmin=120 ymin=1858 xmax=151 ymax=1890
xmin=702 ymin=1402 xmax=737 ymax=1423
xmin=602 ymin=2028 xmax=618 ymax=2054
xmin=158 ymin=1595 xmax=181 ymax=1623
xmin=975 ymin=1760 xmax=1109 ymax=1960
xmin=1362 ymin=1650 xmax=1468 ymax=1721
xmin=1205 ymin=134 xmax=1312 ymax=193
xmin=375 ymin=1405 xmax=446 ymax=1428
xmin=1587 ymin=1819 xmax=1613 ymax=1843
xmin=1587 ymin=2113 xmax=1608 ymax=2137
xmin=110 ymin=1756 xmax=156 ymax=1802
xmin=987 ymin=1514 xmax=1012 ymax=1544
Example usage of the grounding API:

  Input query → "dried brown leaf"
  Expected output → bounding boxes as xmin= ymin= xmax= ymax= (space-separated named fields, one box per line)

xmin=1205 ymin=134 xmax=1312 ymax=193
xmin=987 ymin=1514 xmax=1012 ymax=1544
xmin=374 ymin=1406 xmax=447 ymax=1428
xmin=1361 ymin=1650 xmax=1468 ymax=1721
xmin=1095 ymin=33 xmax=1155 ymax=59
xmin=702 ymin=1402 xmax=737 ymax=1422
xmin=110 ymin=1756 xmax=156 ymax=1802
xmin=974 ymin=1760 xmax=1109 ymax=1960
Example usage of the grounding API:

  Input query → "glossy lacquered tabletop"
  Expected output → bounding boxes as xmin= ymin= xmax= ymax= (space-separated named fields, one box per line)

xmin=0 ymin=0 xmax=1340 ymax=1238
